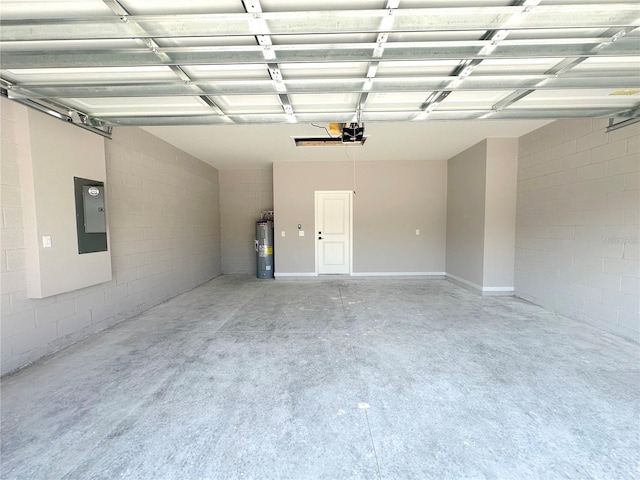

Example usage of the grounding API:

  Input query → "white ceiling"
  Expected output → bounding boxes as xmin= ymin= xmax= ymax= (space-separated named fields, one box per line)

xmin=142 ymin=120 xmax=551 ymax=168
xmin=0 ymin=0 xmax=638 ymax=167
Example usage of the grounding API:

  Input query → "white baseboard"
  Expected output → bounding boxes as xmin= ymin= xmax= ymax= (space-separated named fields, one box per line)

xmin=276 ymin=272 xmax=446 ymax=278
xmin=445 ymin=273 xmax=514 ymax=296
xmin=446 ymin=273 xmax=483 ymax=292
xmin=274 ymin=272 xmax=318 ymax=277
xmin=482 ymin=286 xmax=515 ymax=295
xmin=351 ymin=272 xmax=446 ymax=277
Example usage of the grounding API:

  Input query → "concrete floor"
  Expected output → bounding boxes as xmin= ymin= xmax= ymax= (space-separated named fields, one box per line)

xmin=1 ymin=276 xmax=639 ymax=480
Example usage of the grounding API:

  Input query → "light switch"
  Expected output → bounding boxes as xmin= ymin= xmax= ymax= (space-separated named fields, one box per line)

xmin=42 ymin=236 xmax=52 ymax=248
xmin=281 ymin=231 xmax=286 ymax=237
xmin=415 ymin=229 xmax=420 ymax=236
xmin=299 ymin=231 xmax=305 ymax=237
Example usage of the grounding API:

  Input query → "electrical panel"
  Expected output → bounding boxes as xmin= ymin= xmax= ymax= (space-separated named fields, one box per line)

xmin=82 ymin=185 xmax=106 ymax=233
xmin=74 ymin=177 xmax=108 ymax=254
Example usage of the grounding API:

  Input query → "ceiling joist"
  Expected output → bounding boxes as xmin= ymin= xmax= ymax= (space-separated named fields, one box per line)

xmin=6 ymin=74 xmax=638 ymax=99
xmin=2 ymin=5 xmax=639 ymax=41
xmin=2 ymin=40 xmax=638 ymax=69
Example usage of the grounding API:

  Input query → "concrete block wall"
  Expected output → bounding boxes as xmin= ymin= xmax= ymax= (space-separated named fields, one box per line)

xmin=219 ymin=168 xmax=273 ymax=275
xmin=1 ymin=98 xmax=221 ymax=374
xmin=516 ymin=119 xmax=639 ymax=342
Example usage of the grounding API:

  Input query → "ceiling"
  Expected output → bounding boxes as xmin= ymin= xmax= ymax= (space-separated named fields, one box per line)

xmin=140 ymin=120 xmax=549 ymax=168
xmin=1 ymin=0 xmax=639 ymax=167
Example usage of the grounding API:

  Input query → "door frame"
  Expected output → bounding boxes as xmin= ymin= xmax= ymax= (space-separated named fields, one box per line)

xmin=314 ymin=190 xmax=353 ymax=276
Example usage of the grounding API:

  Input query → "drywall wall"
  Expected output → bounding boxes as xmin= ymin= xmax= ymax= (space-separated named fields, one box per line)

xmin=21 ymin=108 xmax=112 ymax=298
xmin=273 ymin=160 xmax=447 ymax=275
xmin=445 ymin=141 xmax=487 ymax=288
xmin=1 ymin=97 xmax=221 ymax=374
xmin=516 ymin=119 xmax=639 ymax=342
xmin=446 ymin=139 xmax=519 ymax=293
xmin=483 ymin=138 xmax=518 ymax=289
xmin=219 ymin=168 xmax=273 ymax=275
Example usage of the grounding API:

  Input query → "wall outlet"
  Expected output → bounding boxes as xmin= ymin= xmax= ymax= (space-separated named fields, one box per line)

xmin=415 ymin=229 xmax=420 ymax=236
xmin=42 ymin=236 xmax=52 ymax=248
xmin=281 ymin=231 xmax=286 ymax=237
xmin=299 ymin=231 xmax=304 ymax=237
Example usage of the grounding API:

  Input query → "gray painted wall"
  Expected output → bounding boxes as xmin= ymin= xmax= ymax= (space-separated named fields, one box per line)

xmin=445 ymin=141 xmax=487 ymax=287
xmin=1 ymin=98 xmax=222 ymax=374
xmin=219 ymin=168 xmax=273 ymax=275
xmin=445 ymin=138 xmax=519 ymax=291
xmin=516 ymin=119 xmax=639 ymax=342
xmin=273 ymin=160 xmax=447 ymax=275
xmin=21 ymin=108 xmax=112 ymax=298
xmin=483 ymin=138 xmax=518 ymax=288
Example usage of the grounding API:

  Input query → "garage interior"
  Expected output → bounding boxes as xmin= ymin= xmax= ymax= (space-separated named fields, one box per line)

xmin=1 ymin=0 xmax=639 ymax=478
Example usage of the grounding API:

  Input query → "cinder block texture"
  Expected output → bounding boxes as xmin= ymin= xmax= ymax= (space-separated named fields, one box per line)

xmin=516 ymin=119 xmax=639 ymax=342
xmin=0 ymin=98 xmax=221 ymax=375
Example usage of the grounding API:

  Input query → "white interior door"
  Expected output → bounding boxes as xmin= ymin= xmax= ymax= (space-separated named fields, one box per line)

xmin=316 ymin=191 xmax=351 ymax=275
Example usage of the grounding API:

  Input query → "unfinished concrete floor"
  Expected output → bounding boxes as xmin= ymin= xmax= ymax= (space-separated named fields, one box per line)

xmin=2 ymin=276 xmax=639 ymax=479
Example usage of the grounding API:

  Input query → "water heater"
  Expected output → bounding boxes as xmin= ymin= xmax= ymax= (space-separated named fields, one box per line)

xmin=255 ymin=220 xmax=274 ymax=279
